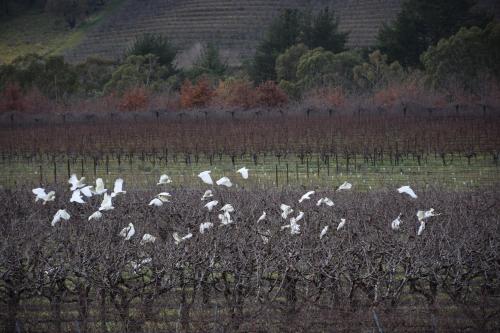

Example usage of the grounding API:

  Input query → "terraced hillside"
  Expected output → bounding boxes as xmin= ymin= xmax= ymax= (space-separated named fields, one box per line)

xmin=58 ymin=0 xmax=500 ymax=65
xmin=64 ymin=0 xmax=404 ymax=65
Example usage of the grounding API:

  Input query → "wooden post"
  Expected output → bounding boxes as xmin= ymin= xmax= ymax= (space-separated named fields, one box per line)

xmin=286 ymin=163 xmax=289 ymax=185
xmin=275 ymin=164 xmax=279 ymax=187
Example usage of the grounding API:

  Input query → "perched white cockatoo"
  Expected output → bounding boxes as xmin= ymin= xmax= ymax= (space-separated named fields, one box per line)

xmin=280 ymin=204 xmax=293 ymax=219
xmin=173 ymin=232 xmax=192 ymax=245
xmin=157 ymin=174 xmax=172 ymax=185
xmin=119 ymin=223 xmax=135 ymax=240
xmin=391 ymin=214 xmax=402 ymax=230
xmin=337 ymin=218 xmax=346 ymax=231
xmin=199 ymin=222 xmax=214 ymax=234
xmin=220 ymin=204 xmax=234 ymax=213
xmin=316 ymin=197 xmax=334 ymax=207
xmin=257 ymin=211 xmax=266 ymax=223
xmin=140 ymin=233 xmax=156 ymax=245
xmin=320 ymin=226 xmax=329 ymax=239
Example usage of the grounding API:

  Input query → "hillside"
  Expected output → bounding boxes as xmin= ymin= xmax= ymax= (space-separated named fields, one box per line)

xmin=64 ymin=0 xmax=405 ymax=65
xmin=1 ymin=0 xmax=499 ymax=66
xmin=0 ymin=0 xmax=124 ymax=64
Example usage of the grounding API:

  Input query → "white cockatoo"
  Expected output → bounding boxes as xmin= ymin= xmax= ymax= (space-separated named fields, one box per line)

xmin=298 ymin=191 xmax=315 ymax=203
xmin=140 ymin=233 xmax=157 ymax=245
xmin=281 ymin=218 xmax=301 ymax=235
xmin=237 ymin=167 xmax=249 ymax=179
xmin=398 ymin=185 xmax=417 ymax=199
xmin=68 ymin=174 xmax=86 ymax=191
xmin=119 ymin=223 xmax=135 ymax=240
xmin=88 ymin=211 xmax=102 ymax=221
xmin=32 ymin=188 xmax=55 ymax=204
xmin=93 ymin=178 xmax=107 ymax=195
xmin=173 ymin=232 xmax=193 ymax=245
xmin=199 ymin=222 xmax=214 ymax=234
xmin=337 ymin=181 xmax=352 ymax=191
xmin=417 ymin=221 xmax=426 ymax=236
xmin=220 ymin=204 xmax=234 ymax=213
xmin=51 ymin=209 xmax=70 ymax=227
xmin=391 ymin=214 xmax=402 ymax=230
xmin=320 ymin=226 xmax=329 ymax=239
xmin=156 ymin=192 xmax=171 ymax=202
xmin=99 ymin=193 xmax=114 ymax=211
xmin=201 ymin=190 xmax=213 ymax=200
xmin=198 ymin=171 xmax=213 ymax=185
xmin=218 ymin=211 xmax=233 ymax=225
xmin=149 ymin=198 xmax=164 ymax=207
xmin=337 ymin=218 xmax=346 ymax=231
xmin=111 ymin=178 xmax=126 ymax=197
xmin=216 ymin=177 xmax=233 ymax=187
xmin=280 ymin=204 xmax=293 ymax=219
xmin=157 ymin=174 xmax=172 ymax=185
xmin=292 ymin=211 xmax=304 ymax=223
xmin=204 ymin=200 xmax=219 ymax=212
xmin=70 ymin=189 xmax=85 ymax=204
xmin=257 ymin=211 xmax=266 ymax=223
xmin=417 ymin=208 xmax=440 ymax=221
xmin=316 ymin=197 xmax=334 ymax=207
xmin=80 ymin=185 xmax=93 ymax=198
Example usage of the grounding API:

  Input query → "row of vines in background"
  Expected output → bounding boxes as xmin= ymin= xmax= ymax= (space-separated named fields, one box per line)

xmin=1 ymin=112 xmax=499 ymax=157
xmin=0 ymin=188 xmax=498 ymax=332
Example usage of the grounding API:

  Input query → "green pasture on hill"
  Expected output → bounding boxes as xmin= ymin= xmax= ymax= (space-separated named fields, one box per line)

xmin=0 ymin=152 xmax=497 ymax=190
xmin=0 ymin=0 xmax=124 ymax=63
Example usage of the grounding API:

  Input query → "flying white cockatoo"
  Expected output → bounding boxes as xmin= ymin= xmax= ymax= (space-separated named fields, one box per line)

xmin=68 ymin=174 xmax=86 ymax=191
xmin=337 ymin=181 xmax=352 ymax=191
xmin=204 ymin=200 xmax=219 ymax=212
xmin=201 ymin=190 xmax=213 ymax=200
xmin=51 ymin=209 xmax=70 ymax=227
xmin=32 ymin=188 xmax=55 ymax=204
xmin=398 ymin=185 xmax=417 ymax=199
xmin=70 ymin=189 xmax=85 ymax=204
xmin=198 ymin=171 xmax=213 ymax=185
xmin=111 ymin=178 xmax=126 ymax=197
xmin=99 ymin=193 xmax=114 ymax=211
xmin=237 ymin=167 xmax=249 ymax=179
xmin=299 ymin=191 xmax=315 ymax=203
xmin=216 ymin=177 xmax=233 ymax=187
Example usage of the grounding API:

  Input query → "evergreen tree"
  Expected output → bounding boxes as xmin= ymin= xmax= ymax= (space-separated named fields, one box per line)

xmin=377 ymin=0 xmax=492 ymax=67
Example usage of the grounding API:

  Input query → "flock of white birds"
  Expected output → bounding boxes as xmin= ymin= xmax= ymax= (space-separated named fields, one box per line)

xmin=31 ymin=167 xmax=440 ymax=246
